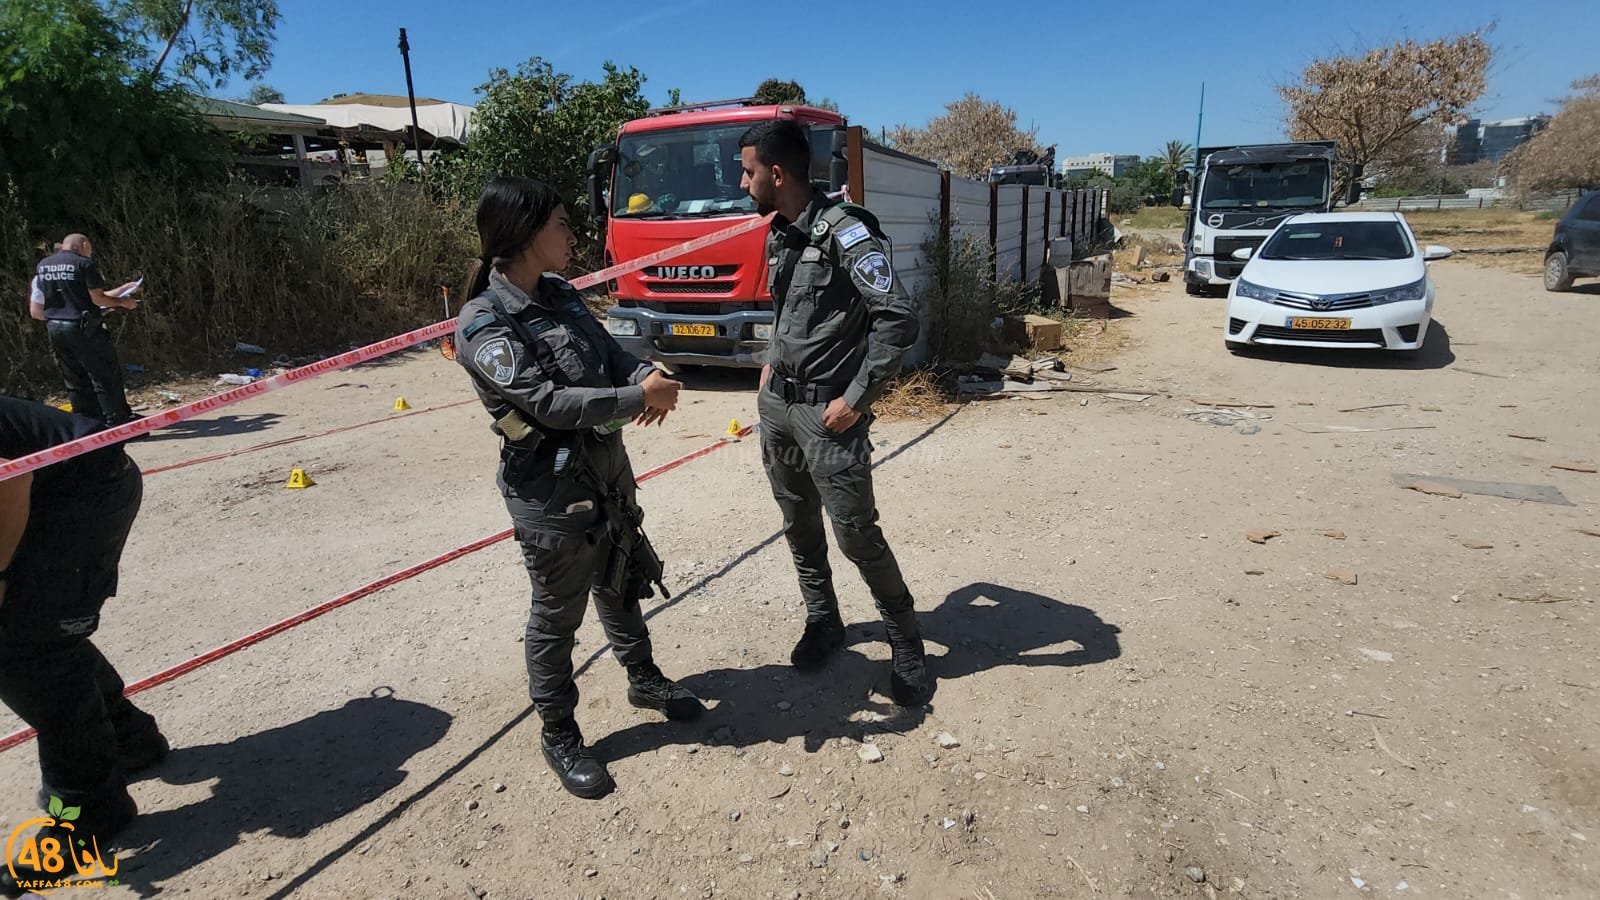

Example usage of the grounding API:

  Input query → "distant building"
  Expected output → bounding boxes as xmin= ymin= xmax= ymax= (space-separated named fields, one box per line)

xmin=1061 ymin=153 xmax=1141 ymax=179
xmin=1451 ymin=116 xmax=1550 ymax=164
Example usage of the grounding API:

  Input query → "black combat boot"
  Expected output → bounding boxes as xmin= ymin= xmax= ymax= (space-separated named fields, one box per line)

xmin=789 ymin=613 xmax=846 ymax=671
xmin=626 ymin=662 xmax=705 ymax=721
xmin=883 ymin=611 xmax=934 ymax=708
xmin=539 ymin=718 xmax=613 ymax=800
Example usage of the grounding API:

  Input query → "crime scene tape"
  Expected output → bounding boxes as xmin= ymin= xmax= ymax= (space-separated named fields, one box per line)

xmin=0 ymin=422 xmax=760 ymax=754
xmin=0 ymin=212 xmax=776 ymax=484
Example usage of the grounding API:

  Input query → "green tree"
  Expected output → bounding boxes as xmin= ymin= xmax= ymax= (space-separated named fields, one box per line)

xmin=754 ymin=78 xmax=806 ymax=105
xmin=434 ymin=57 xmax=650 ymax=237
xmin=814 ymin=96 xmax=841 ymax=113
xmin=0 ymin=0 xmax=222 ymax=224
xmin=117 ymin=0 xmax=279 ymax=88
xmin=1160 ymin=140 xmax=1193 ymax=176
xmin=240 ymin=82 xmax=284 ymax=104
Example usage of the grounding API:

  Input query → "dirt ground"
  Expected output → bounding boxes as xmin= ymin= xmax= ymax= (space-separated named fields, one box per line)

xmin=3 ymin=258 xmax=1598 ymax=899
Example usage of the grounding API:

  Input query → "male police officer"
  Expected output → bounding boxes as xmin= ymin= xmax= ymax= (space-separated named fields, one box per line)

xmin=34 ymin=234 xmax=141 ymax=429
xmin=738 ymin=119 xmax=932 ymax=707
xmin=0 ymin=395 xmax=168 ymax=894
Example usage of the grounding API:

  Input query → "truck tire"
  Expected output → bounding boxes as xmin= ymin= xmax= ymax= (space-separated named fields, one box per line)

xmin=1544 ymin=252 xmax=1574 ymax=292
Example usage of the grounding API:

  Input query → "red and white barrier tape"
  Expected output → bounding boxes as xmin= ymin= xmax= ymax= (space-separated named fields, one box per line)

xmin=0 ymin=423 xmax=760 ymax=754
xmin=0 ymin=212 xmax=775 ymax=483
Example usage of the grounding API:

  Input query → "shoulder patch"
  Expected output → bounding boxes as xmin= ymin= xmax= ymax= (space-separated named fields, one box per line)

xmin=473 ymin=336 xmax=518 ymax=386
xmin=837 ymin=222 xmax=872 ymax=249
xmin=462 ymin=312 xmax=497 ymax=341
xmin=811 ymin=219 xmax=830 ymax=238
xmin=851 ymin=251 xmax=894 ymax=293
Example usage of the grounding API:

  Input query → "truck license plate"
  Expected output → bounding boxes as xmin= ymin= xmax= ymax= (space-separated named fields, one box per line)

xmin=670 ymin=324 xmax=716 ymax=337
xmin=1288 ymin=317 xmax=1351 ymax=330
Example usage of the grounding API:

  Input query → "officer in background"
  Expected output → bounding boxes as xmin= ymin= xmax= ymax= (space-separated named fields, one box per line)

xmin=737 ymin=119 xmax=933 ymax=707
xmin=0 ymin=395 xmax=169 ymax=894
xmin=455 ymin=177 xmax=701 ymax=800
xmin=34 ymin=234 xmax=141 ymax=429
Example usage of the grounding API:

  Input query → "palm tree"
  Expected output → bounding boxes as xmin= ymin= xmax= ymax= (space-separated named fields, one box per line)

xmin=1161 ymin=140 xmax=1194 ymax=176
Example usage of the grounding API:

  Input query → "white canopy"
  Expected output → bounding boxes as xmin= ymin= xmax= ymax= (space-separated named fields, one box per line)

xmin=261 ymin=102 xmax=475 ymax=144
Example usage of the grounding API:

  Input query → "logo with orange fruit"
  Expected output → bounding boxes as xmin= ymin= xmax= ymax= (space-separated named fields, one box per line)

xmin=5 ymin=796 xmax=119 ymax=893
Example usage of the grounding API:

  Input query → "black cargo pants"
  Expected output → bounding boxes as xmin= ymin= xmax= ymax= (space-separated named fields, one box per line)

xmin=45 ymin=317 xmax=133 ymax=427
xmin=757 ymin=385 xmax=914 ymax=621
xmin=503 ymin=436 xmax=653 ymax=723
xmin=0 ymin=456 xmax=159 ymax=805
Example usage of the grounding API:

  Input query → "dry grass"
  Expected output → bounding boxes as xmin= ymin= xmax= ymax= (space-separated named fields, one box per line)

xmin=1403 ymin=208 xmax=1554 ymax=278
xmin=874 ymin=367 xmax=958 ymax=422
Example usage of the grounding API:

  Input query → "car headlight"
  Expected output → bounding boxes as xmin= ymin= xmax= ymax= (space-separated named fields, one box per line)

xmin=1370 ymin=277 xmax=1426 ymax=305
xmin=753 ymin=322 xmax=773 ymax=340
xmin=606 ymin=317 xmax=640 ymax=337
xmin=1234 ymin=279 xmax=1275 ymax=301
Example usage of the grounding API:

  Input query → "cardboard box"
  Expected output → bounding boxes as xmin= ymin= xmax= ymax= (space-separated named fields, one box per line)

xmin=1023 ymin=314 xmax=1062 ymax=351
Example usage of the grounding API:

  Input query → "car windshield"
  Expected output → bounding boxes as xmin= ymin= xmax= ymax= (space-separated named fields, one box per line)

xmin=1258 ymin=221 xmax=1414 ymax=261
xmin=611 ymin=124 xmax=756 ymax=219
xmin=1200 ymin=161 xmax=1329 ymax=210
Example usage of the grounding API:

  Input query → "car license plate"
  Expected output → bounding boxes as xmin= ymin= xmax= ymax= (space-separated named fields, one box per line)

xmin=669 ymin=323 xmax=716 ymax=337
xmin=1288 ymin=317 xmax=1351 ymax=330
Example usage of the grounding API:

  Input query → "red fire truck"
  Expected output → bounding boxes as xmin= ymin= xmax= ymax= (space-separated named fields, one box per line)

xmin=586 ymin=99 xmax=847 ymax=368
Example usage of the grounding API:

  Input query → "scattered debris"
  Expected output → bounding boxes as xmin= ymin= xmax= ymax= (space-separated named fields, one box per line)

xmin=1336 ymin=403 xmax=1407 ymax=413
xmin=1394 ymin=473 xmax=1572 ymax=506
xmin=1577 ymin=527 xmax=1600 ymax=538
xmin=1103 ymin=392 xmax=1153 ymax=402
xmin=1359 ymin=648 xmax=1394 ymax=663
xmin=1244 ymin=569 xmax=1264 ymax=576
xmin=1319 ymin=529 xmax=1347 ymax=540
xmin=1290 ymin=423 xmax=1436 ymax=434
xmin=778 ymin=763 xmax=795 ymax=777
xmin=1552 ymin=461 xmax=1598 ymax=474
xmin=858 ymin=744 xmax=884 ymax=763
xmin=1454 ymin=367 xmax=1509 ymax=378
xmin=767 ymin=785 xmax=792 ymax=800
xmin=1371 ymin=724 xmax=1418 ymax=770
xmin=1187 ymin=407 xmax=1273 ymax=428
xmin=1461 ymin=540 xmax=1494 ymax=550
xmin=1404 ymin=481 xmax=1464 ymax=499
xmin=491 ymin=782 xmax=506 ymax=793
xmin=1186 ymin=866 xmax=1207 ymax=884
xmin=1246 ymin=529 xmax=1281 ymax=545
xmin=465 ymin=799 xmax=479 ymax=812
xmin=1508 ymin=433 xmax=1547 ymax=442
xmin=1190 ymin=399 xmax=1274 ymax=409
xmin=1500 ymin=592 xmax=1580 ymax=604
xmin=1325 ymin=569 xmax=1359 ymax=586
xmin=935 ymin=732 xmax=961 ymax=750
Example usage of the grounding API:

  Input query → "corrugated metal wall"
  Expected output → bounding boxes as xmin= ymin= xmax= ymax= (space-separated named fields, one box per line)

xmin=994 ymin=186 xmax=1025 ymax=282
xmin=861 ymin=146 xmax=942 ymax=367
xmin=950 ymin=177 xmax=990 ymax=244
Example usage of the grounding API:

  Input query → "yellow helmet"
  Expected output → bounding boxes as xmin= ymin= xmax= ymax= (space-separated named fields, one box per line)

xmin=627 ymin=193 xmax=654 ymax=213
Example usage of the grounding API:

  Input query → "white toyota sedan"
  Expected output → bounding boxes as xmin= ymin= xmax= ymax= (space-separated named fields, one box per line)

xmin=1224 ymin=212 xmax=1452 ymax=352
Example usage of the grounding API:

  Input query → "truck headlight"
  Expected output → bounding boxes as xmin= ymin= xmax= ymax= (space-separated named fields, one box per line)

xmin=753 ymin=323 xmax=773 ymax=340
xmin=1193 ymin=259 xmax=1213 ymax=279
xmin=607 ymin=317 xmax=640 ymax=337
xmin=1370 ymin=278 xmax=1427 ymax=305
xmin=1235 ymin=279 xmax=1275 ymax=301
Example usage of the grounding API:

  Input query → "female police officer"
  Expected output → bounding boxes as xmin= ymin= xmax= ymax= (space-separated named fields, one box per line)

xmin=455 ymin=177 xmax=702 ymax=799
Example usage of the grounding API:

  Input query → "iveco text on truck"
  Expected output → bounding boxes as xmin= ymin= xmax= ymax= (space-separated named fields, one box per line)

xmin=1172 ymin=142 xmax=1361 ymax=296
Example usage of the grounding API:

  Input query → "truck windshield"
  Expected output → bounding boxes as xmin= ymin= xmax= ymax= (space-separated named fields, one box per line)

xmin=612 ymin=123 xmax=756 ymax=219
xmin=1200 ymin=162 xmax=1329 ymax=210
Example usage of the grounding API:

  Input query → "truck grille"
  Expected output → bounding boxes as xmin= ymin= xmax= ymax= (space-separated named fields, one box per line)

xmin=1213 ymin=236 xmax=1265 ymax=259
xmin=643 ymin=281 xmax=738 ymax=295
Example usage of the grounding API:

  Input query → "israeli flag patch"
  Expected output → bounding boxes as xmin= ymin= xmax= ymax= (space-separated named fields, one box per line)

xmin=474 ymin=336 xmax=518 ymax=385
xmin=852 ymin=251 xmax=894 ymax=293
xmin=837 ymin=222 xmax=872 ymax=249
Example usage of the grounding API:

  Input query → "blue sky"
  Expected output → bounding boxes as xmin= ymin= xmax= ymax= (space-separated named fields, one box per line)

xmin=245 ymin=0 xmax=1599 ymax=159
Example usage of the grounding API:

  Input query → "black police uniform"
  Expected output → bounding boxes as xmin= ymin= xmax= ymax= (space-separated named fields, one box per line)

xmin=0 ymin=396 xmax=165 ymax=840
xmin=455 ymin=270 xmax=699 ymax=761
xmin=34 ymin=248 xmax=134 ymax=427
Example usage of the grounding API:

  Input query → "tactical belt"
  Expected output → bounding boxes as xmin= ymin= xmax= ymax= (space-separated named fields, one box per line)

xmin=768 ymin=375 xmax=846 ymax=405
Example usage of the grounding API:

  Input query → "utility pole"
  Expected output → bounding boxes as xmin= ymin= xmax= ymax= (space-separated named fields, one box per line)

xmin=398 ymin=28 xmax=425 ymax=172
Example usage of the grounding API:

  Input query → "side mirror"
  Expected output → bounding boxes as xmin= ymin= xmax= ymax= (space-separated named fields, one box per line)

xmin=587 ymin=144 xmax=618 ymax=174
xmin=1344 ymin=163 xmax=1364 ymax=206
xmin=1170 ymin=187 xmax=1184 ymax=208
xmin=587 ymin=174 xmax=604 ymax=223
xmin=1231 ymin=247 xmax=1253 ymax=261
xmin=1423 ymin=245 xmax=1453 ymax=261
